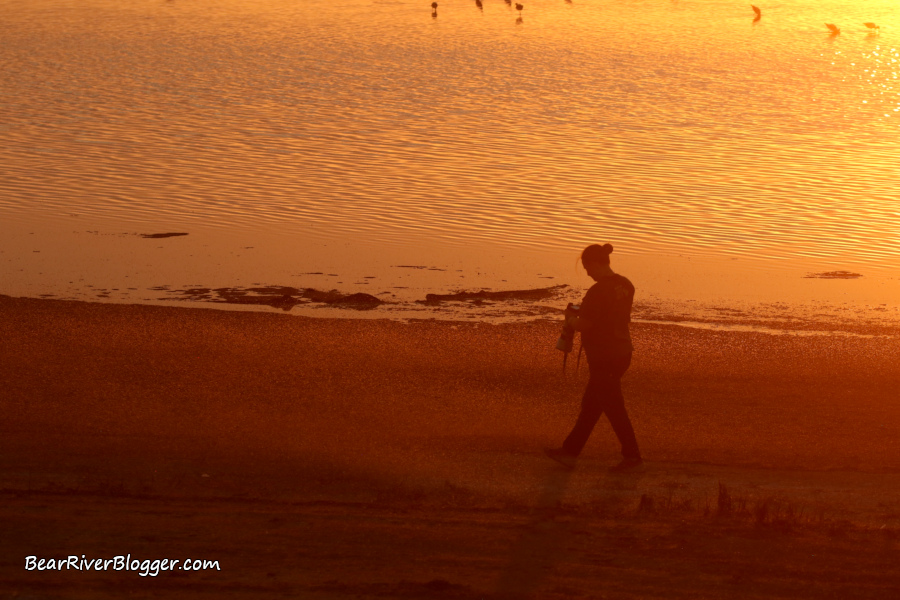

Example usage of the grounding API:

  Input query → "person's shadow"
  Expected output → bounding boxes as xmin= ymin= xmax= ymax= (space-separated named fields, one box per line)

xmin=493 ymin=465 xmax=573 ymax=596
xmin=494 ymin=459 xmax=648 ymax=596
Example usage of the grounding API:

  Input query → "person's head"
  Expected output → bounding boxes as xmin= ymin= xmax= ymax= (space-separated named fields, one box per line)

xmin=580 ymin=243 xmax=614 ymax=279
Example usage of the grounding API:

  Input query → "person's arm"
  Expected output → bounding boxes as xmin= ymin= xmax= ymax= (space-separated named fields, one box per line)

xmin=565 ymin=305 xmax=594 ymax=332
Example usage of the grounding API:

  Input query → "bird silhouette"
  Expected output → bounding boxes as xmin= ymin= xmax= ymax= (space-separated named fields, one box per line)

xmin=515 ymin=2 xmax=523 ymax=13
xmin=864 ymin=22 xmax=880 ymax=33
xmin=825 ymin=23 xmax=840 ymax=35
xmin=475 ymin=0 xmax=482 ymax=8
xmin=751 ymin=5 xmax=761 ymax=18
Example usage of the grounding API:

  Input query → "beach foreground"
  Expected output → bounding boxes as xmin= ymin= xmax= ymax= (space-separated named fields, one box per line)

xmin=1 ymin=295 xmax=899 ymax=599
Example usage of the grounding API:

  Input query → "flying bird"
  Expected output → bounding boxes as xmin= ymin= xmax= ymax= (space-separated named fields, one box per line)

xmin=825 ymin=23 xmax=840 ymax=35
xmin=751 ymin=5 xmax=761 ymax=18
xmin=864 ymin=22 xmax=880 ymax=32
xmin=515 ymin=2 xmax=523 ymax=13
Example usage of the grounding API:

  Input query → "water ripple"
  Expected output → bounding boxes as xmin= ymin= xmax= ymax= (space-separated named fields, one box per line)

xmin=1 ymin=0 xmax=899 ymax=271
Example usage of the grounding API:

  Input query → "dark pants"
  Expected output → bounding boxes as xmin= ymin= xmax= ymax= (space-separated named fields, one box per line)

xmin=562 ymin=352 xmax=640 ymax=459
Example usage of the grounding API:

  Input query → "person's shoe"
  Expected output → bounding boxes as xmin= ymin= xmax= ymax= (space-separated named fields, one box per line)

xmin=544 ymin=447 xmax=576 ymax=470
xmin=608 ymin=457 xmax=643 ymax=473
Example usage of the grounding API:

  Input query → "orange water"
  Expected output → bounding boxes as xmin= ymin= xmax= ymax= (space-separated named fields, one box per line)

xmin=1 ymin=0 xmax=898 ymax=329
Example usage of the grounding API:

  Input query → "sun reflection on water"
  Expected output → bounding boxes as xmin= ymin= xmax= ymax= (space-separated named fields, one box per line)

xmin=1 ymin=0 xmax=900 ymax=315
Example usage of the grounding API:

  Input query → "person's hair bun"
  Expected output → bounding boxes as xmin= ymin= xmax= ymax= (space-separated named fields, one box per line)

xmin=580 ymin=243 xmax=615 ymax=265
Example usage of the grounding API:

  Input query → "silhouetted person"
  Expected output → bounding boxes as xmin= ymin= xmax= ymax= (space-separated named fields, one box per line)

xmin=545 ymin=243 xmax=642 ymax=473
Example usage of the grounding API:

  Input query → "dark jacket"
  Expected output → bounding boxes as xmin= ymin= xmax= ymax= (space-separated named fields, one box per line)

xmin=579 ymin=274 xmax=634 ymax=359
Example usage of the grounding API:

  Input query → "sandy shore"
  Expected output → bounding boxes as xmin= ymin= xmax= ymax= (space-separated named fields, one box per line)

xmin=2 ymin=294 xmax=899 ymax=599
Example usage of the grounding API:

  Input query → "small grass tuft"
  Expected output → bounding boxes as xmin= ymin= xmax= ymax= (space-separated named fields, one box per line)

xmin=754 ymin=498 xmax=769 ymax=525
xmin=717 ymin=483 xmax=732 ymax=516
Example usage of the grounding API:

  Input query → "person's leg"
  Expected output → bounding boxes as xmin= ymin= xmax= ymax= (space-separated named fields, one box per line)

xmin=561 ymin=366 xmax=608 ymax=457
xmin=600 ymin=354 xmax=640 ymax=459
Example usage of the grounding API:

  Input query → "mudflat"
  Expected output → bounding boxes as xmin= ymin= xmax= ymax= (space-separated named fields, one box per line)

xmin=1 ymin=295 xmax=899 ymax=599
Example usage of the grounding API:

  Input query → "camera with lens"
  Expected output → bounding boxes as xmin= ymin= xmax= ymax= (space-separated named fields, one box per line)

xmin=556 ymin=303 xmax=580 ymax=352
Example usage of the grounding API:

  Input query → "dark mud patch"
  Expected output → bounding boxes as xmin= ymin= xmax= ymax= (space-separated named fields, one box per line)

xmin=805 ymin=271 xmax=862 ymax=279
xmin=420 ymin=284 xmax=569 ymax=305
xmin=140 ymin=232 xmax=189 ymax=239
xmin=709 ymin=306 xmax=752 ymax=317
xmin=160 ymin=286 xmax=384 ymax=310
xmin=394 ymin=265 xmax=447 ymax=271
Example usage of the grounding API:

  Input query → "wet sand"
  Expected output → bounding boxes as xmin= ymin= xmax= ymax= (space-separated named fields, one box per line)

xmin=1 ymin=294 xmax=899 ymax=599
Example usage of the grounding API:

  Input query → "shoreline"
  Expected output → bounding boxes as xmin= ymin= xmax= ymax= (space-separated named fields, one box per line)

xmin=6 ymin=288 xmax=900 ymax=338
